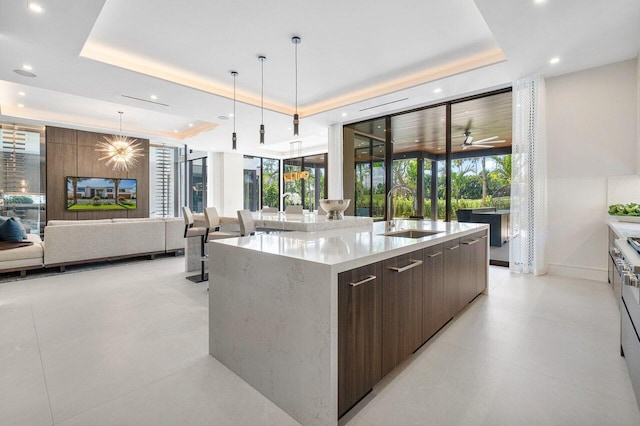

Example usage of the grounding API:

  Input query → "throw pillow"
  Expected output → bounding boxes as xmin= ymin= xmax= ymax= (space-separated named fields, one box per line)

xmin=0 ymin=217 xmax=25 ymax=242
xmin=0 ymin=216 xmax=27 ymax=239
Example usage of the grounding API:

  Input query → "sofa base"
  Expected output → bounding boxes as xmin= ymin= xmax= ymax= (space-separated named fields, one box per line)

xmin=0 ymin=264 xmax=43 ymax=277
xmin=45 ymin=250 xmax=167 ymax=272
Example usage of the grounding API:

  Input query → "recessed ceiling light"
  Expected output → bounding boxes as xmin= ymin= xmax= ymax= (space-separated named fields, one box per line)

xmin=27 ymin=2 xmax=44 ymax=13
xmin=18 ymin=91 xmax=26 ymax=96
xmin=18 ymin=104 xmax=24 ymax=108
xmin=22 ymin=64 xmax=32 ymax=71
xmin=464 ymin=110 xmax=469 ymax=114
xmin=150 ymin=94 xmax=158 ymax=100
xmin=414 ymin=139 xmax=419 ymax=143
xmin=287 ymin=127 xmax=292 ymax=130
xmin=549 ymin=57 xmax=560 ymax=64
xmin=534 ymin=0 xmax=546 ymax=4
xmin=433 ymin=88 xmax=442 ymax=94
xmin=173 ymin=129 xmax=178 ymax=133
xmin=341 ymin=112 xmax=347 ymax=117
xmin=217 ymin=115 xmax=229 ymax=120
xmin=188 ymin=123 xmax=194 ymax=127
xmin=229 ymin=113 xmax=234 ymax=117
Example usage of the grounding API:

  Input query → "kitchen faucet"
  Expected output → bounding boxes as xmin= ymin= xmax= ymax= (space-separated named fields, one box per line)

xmin=386 ymin=185 xmax=403 ymax=232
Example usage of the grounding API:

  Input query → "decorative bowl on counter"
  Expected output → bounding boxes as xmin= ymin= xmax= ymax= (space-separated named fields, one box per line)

xmin=319 ymin=199 xmax=351 ymax=220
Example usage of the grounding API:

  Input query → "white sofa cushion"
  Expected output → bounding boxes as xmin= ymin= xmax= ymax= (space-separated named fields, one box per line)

xmin=0 ymin=234 xmax=44 ymax=270
xmin=44 ymin=220 xmax=165 ymax=265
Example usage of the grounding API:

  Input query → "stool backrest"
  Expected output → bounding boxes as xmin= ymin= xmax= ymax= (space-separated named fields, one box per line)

xmin=182 ymin=206 xmax=194 ymax=226
xmin=262 ymin=206 xmax=278 ymax=213
xmin=204 ymin=207 xmax=221 ymax=229
xmin=237 ymin=209 xmax=255 ymax=236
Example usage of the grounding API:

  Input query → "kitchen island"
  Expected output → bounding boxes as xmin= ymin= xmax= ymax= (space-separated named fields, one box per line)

xmin=208 ymin=219 xmax=489 ymax=425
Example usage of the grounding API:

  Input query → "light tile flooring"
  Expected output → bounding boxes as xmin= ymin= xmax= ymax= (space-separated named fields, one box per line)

xmin=1 ymin=257 xmax=639 ymax=425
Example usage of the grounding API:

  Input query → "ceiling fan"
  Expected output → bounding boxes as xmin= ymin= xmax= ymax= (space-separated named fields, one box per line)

xmin=458 ymin=119 xmax=505 ymax=150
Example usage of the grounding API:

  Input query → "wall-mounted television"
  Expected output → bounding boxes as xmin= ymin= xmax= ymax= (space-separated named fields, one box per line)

xmin=66 ymin=177 xmax=137 ymax=211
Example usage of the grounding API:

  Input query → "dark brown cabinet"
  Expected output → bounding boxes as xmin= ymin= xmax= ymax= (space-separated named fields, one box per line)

xmin=459 ymin=230 xmax=488 ymax=304
xmin=338 ymin=230 xmax=488 ymax=417
xmin=382 ymin=253 xmax=423 ymax=376
xmin=422 ymin=243 xmax=446 ymax=342
xmin=443 ymin=238 xmax=461 ymax=317
xmin=476 ymin=233 xmax=488 ymax=294
xmin=338 ymin=262 xmax=383 ymax=417
xmin=459 ymin=237 xmax=478 ymax=305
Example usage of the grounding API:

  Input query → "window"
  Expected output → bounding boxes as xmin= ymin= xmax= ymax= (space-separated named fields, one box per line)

xmin=283 ymin=154 xmax=327 ymax=210
xmin=0 ymin=124 xmax=45 ymax=235
xmin=243 ymin=155 xmax=281 ymax=211
xmin=344 ymin=88 xmax=512 ymax=264
xmin=150 ymin=145 xmax=178 ymax=217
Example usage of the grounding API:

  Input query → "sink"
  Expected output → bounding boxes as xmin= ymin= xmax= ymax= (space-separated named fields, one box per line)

xmin=381 ymin=229 xmax=442 ymax=239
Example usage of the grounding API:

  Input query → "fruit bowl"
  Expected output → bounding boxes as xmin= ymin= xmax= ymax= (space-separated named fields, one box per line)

xmin=319 ymin=199 xmax=351 ymax=220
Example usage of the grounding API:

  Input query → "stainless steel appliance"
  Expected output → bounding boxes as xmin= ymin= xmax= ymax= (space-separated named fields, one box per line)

xmin=614 ymin=238 xmax=640 ymax=407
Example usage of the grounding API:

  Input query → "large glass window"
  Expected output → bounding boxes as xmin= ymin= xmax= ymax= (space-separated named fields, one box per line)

xmin=344 ymin=88 xmax=512 ymax=264
xmin=188 ymin=154 xmax=206 ymax=213
xmin=149 ymin=145 xmax=178 ymax=217
xmin=303 ymin=154 xmax=326 ymax=211
xmin=261 ymin=158 xmax=280 ymax=209
xmin=243 ymin=155 xmax=281 ymax=211
xmin=0 ymin=124 xmax=46 ymax=235
xmin=349 ymin=120 xmax=386 ymax=219
xmin=283 ymin=154 xmax=327 ymax=210
xmin=243 ymin=156 xmax=261 ymax=211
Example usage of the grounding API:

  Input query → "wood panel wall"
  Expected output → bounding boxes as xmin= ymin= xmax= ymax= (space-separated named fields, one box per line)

xmin=46 ymin=126 xmax=149 ymax=221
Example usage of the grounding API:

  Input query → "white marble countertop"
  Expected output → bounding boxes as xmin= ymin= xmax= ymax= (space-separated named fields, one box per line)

xmin=252 ymin=211 xmax=373 ymax=232
xmin=608 ymin=219 xmax=640 ymax=239
xmin=211 ymin=219 xmax=488 ymax=270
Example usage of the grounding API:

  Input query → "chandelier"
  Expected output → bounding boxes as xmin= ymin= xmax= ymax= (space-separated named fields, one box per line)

xmin=96 ymin=111 xmax=144 ymax=171
xmin=283 ymin=141 xmax=309 ymax=182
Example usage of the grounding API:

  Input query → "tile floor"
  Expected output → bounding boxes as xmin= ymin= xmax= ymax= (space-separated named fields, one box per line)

xmin=1 ymin=257 xmax=639 ymax=425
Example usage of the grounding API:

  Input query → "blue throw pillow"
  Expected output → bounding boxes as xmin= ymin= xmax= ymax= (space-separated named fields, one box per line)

xmin=0 ymin=217 xmax=25 ymax=242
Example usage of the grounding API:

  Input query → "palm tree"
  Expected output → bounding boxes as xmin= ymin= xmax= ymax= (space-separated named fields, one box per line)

xmin=107 ymin=178 xmax=121 ymax=205
xmin=491 ymin=155 xmax=512 ymax=185
xmin=68 ymin=177 xmax=79 ymax=206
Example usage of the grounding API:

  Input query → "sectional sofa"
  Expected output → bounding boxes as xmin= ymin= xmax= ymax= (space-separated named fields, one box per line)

xmin=0 ymin=217 xmax=184 ymax=276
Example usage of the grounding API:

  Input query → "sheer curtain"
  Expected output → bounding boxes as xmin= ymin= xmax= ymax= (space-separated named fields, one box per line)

xmin=510 ymin=76 xmax=548 ymax=275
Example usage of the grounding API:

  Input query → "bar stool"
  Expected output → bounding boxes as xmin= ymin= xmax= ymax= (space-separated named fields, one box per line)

xmin=182 ymin=206 xmax=208 ymax=283
xmin=205 ymin=207 xmax=240 ymax=242
xmin=237 ymin=209 xmax=257 ymax=236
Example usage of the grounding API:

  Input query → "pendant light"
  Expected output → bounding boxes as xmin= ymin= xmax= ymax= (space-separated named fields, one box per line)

xmin=231 ymin=71 xmax=238 ymax=150
xmin=292 ymin=36 xmax=301 ymax=137
xmin=96 ymin=111 xmax=144 ymax=171
xmin=258 ymin=56 xmax=266 ymax=144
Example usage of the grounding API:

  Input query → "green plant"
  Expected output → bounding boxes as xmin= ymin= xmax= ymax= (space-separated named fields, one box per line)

xmin=4 ymin=195 xmax=34 ymax=204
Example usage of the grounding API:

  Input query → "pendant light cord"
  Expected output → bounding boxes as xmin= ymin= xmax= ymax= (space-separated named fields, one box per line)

xmin=233 ymin=74 xmax=236 ymax=133
xmin=261 ymin=59 xmax=264 ymax=124
xmin=294 ymin=41 xmax=298 ymax=114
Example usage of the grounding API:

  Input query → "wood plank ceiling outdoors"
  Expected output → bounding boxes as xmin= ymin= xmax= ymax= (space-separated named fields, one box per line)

xmin=349 ymin=91 xmax=512 ymax=155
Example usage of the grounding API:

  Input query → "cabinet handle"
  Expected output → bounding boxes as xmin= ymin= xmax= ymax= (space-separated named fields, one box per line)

xmin=446 ymin=245 xmax=459 ymax=251
xmin=349 ymin=275 xmax=377 ymax=287
xmin=426 ymin=251 xmax=442 ymax=258
xmin=387 ymin=259 xmax=423 ymax=272
xmin=480 ymin=235 xmax=488 ymax=239
xmin=462 ymin=239 xmax=479 ymax=245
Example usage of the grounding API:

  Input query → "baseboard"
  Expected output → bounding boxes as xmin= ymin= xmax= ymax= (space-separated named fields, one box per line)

xmin=547 ymin=263 xmax=607 ymax=282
